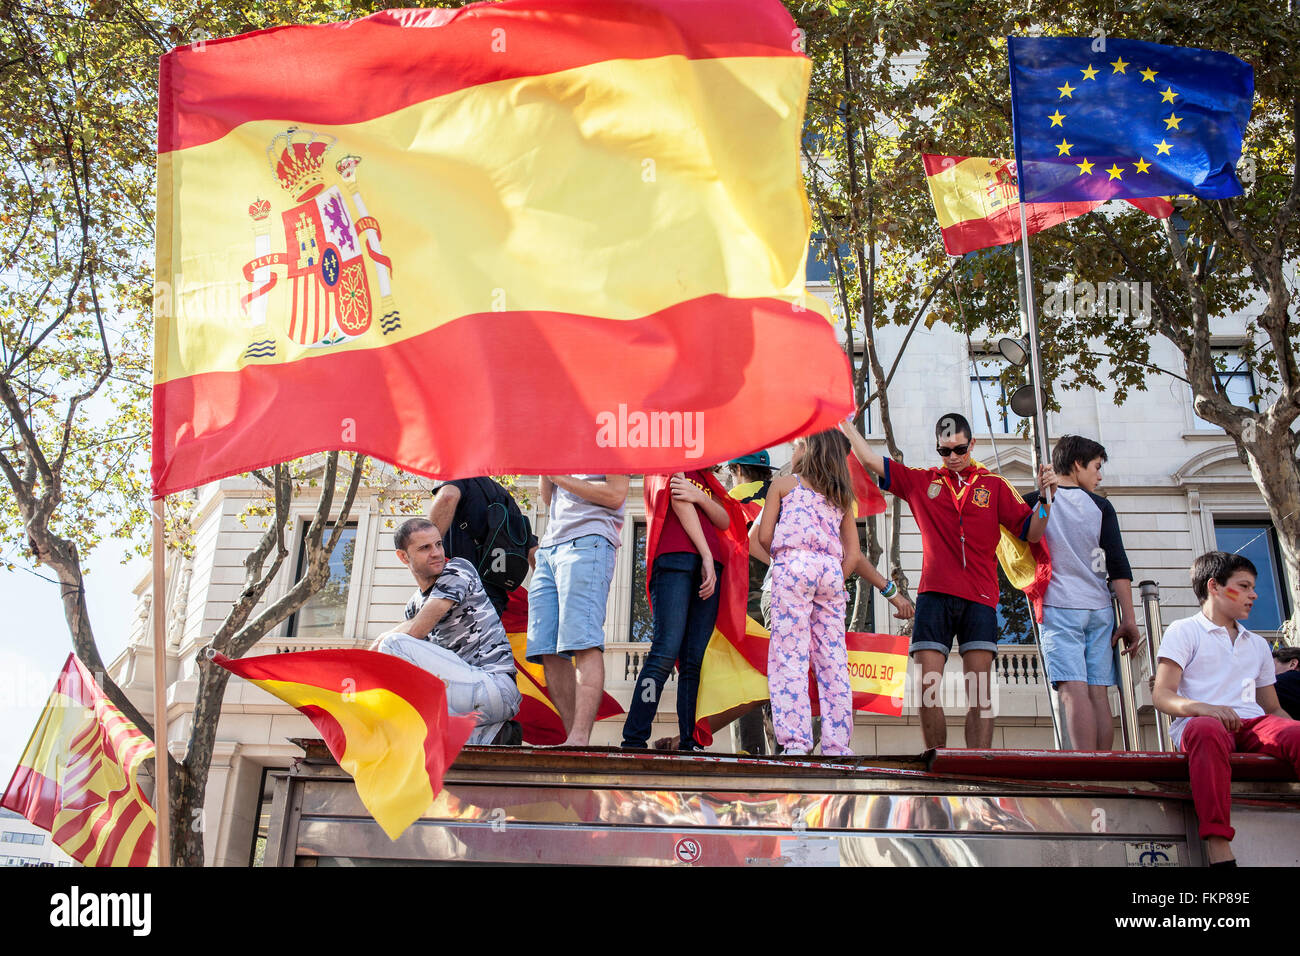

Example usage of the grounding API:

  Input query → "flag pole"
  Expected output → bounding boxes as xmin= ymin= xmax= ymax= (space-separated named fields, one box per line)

xmin=151 ymin=497 xmax=171 ymax=867
xmin=1011 ymin=160 xmax=1053 ymax=504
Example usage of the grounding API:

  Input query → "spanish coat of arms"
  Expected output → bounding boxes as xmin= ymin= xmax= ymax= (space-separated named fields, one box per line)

xmin=240 ymin=128 xmax=400 ymax=361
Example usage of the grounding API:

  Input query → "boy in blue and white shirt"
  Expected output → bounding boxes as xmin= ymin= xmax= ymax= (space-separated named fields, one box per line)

xmin=1025 ymin=435 xmax=1140 ymax=750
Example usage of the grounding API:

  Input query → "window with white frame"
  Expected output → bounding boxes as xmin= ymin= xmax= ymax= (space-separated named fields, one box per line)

xmin=1192 ymin=347 xmax=1258 ymax=430
xmin=285 ymin=522 xmax=358 ymax=639
xmin=970 ymin=354 xmax=1026 ymax=435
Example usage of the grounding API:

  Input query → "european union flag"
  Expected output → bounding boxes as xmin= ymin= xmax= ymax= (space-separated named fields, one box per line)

xmin=1008 ymin=37 xmax=1253 ymax=203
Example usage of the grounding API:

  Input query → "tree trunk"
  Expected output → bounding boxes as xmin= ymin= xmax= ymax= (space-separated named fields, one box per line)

xmin=1241 ymin=424 xmax=1300 ymax=643
xmin=28 ymin=527 xmax=155 ymax=735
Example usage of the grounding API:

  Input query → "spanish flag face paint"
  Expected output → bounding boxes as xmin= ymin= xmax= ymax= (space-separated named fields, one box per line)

xmin=152 ymin=0 xmax=853 ymax=496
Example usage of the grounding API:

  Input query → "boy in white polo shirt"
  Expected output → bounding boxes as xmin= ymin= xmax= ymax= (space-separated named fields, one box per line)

xmin=1153 ymin=551 xmax=1300 ymax=866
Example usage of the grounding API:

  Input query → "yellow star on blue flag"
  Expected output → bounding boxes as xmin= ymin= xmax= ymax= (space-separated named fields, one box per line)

xmin=1008 ymin=37 xmax=1253 ymax=203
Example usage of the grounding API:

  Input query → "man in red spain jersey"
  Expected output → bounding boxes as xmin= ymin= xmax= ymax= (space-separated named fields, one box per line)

xmin=841 ymin=413 xmax=1056 ymax=749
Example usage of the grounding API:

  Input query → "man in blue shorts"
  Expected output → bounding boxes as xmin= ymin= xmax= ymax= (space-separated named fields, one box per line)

xmin=528 ymin=475 xmax=629 ymax=746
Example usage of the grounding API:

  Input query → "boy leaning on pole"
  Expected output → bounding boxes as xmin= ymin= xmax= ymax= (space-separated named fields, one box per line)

xmin=1023 ymin=435 xmax=1141 ymax=751
xmin=1152 ymin=551 xmax=1300 ymax=866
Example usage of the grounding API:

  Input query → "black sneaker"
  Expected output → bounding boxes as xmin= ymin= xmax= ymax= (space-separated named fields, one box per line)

xmin=490 ymin=720 xmax=523 ymax=746
xmin=620 ymin=740 xmax=649 ymax=750
xmin=679 ymin=741 xmax=706 ymax=753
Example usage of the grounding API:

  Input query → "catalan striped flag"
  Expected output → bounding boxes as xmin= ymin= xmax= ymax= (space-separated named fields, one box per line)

xmin=500 ymin=588 xmax=624 ymax=744
xmin=2 ymin=655 xmax=157 ymax=866
xmin=211 ymin=649 xmax=475 ymax=840
xmin=922 ymin=154 xmax=1172 ymax=256
xmin=152 ymin=0 xmax=853 ymax=497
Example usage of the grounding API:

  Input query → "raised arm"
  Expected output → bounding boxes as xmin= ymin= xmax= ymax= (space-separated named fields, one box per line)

xmin=838 ymin=419 xmax=885 ymax=477
xmin=428 ymin=484 xmax=461 ymax=535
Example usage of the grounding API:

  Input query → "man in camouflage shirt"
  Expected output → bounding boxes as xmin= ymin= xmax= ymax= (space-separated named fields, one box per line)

xmin=373 ymin=518 xmax=521 ymax=745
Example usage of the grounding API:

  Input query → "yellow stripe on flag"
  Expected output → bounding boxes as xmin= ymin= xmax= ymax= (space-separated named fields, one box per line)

xmin=924 ymin=156 xmax=1018 ymax=230
xmin=159 ymin=54 xmax=823 ymax=383
xmin=695 ymin=619 xmax=771 ymax=724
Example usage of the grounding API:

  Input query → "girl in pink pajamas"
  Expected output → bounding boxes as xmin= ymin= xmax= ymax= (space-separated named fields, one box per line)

xmin=757 ymin=430 xmax=859 ymax=756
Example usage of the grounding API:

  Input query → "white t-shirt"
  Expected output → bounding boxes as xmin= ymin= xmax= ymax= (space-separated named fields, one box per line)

xmin=1157 ymin=611 xmax=1275 ymax=748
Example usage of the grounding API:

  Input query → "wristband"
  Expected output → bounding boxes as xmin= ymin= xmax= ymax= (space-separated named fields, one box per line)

xmin=879 ymin=581 xmax=898 ymax=599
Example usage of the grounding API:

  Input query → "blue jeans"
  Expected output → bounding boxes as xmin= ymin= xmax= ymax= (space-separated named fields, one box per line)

xmin=621 ymin=551 xmax=722 ymax=748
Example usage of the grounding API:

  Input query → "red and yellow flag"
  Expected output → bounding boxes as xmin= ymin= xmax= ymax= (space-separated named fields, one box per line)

xmin=2 ymin=655 xmax=157 ymax=866
xmin=696 ymin=620 xmax=910 ymax=724
xmin=211 ymin=649 xmax=474 ymax=840
xmin=500 ymin=589 xmax=624 ymax=744
xmin=922 ymin=154 xmax=1173 ymax=256
xmin=847 ymin=452 xmax=887 ymax=517
xmin=152 ymin=0 xmax=853 ymax=496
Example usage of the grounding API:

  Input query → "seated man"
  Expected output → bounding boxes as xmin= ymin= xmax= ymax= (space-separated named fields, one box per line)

xmin=1274 ymin=646 xmax=1300 ymax=721
xmin=372 ymin=518 xmax=522 ymax=745
xmin=1152 ymin=551 xmax=1300 ymax=866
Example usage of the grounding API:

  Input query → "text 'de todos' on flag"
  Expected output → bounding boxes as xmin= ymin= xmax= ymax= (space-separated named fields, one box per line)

xmin=152 ymin=0 xmax=853 ymax=496
xmin=2 ymin=654 xmax=158 ymax=866
xmin=1008 ymin=36 xmax=1252 ymax=204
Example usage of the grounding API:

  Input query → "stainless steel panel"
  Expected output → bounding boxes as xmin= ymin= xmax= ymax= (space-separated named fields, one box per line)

xmin=291 ymin=776 xmax=1192 ymax=837
xmin=293 ymin=820 xmax=1166 ymax=867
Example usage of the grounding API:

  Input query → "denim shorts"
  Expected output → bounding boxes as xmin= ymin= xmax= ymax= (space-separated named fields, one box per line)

xmin=526 ymin=534 xmax=616 ymax=663
xmin=1040 ymin=605 xmax=1117 ymax=686
xmin=910 ymin=592 xmax=998 ymax=656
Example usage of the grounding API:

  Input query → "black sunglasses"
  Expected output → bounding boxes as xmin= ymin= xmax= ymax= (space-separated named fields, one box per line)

xmin=937 ymin=444 xmax=970 ymax=457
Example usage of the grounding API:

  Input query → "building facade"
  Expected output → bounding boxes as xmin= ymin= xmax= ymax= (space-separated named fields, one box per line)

xmin=109 ymin=289 xmax=1292 ymax=865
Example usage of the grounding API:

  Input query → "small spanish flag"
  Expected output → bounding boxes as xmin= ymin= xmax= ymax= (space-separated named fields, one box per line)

xmin=500 ymin=588 xmax=625 ymax=744
xmin=2 ymin=655 xmax=157 ymax=866
xmin=922 ymin=154 xmax=1172 ymax=256
xmin=211 ymin=649 xmax=475 ymax=840
xmin=152 ymin=0 xmax=853 ymax=496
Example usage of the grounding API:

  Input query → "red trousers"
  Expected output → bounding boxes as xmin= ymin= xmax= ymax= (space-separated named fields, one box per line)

xmin=1179 ymin=714 xmax=1300 ymax=840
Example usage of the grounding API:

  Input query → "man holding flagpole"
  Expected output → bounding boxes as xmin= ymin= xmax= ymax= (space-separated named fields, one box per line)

xmin=842 ymin=415 xmax=1057 ymax=749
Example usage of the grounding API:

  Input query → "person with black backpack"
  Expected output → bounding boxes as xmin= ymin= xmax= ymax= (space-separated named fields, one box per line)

xmin=428 ymin=477 xmax=538 ymax=619
xmin=528 ymin=475 xmax=630 ymax=747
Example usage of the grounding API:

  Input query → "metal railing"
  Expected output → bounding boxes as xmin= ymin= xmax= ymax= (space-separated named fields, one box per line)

xmin=1110 ymin=579 xmax=1173 ymax=752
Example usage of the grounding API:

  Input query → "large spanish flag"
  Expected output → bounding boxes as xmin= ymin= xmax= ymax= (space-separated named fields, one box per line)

xmin=211 ymin=649 xmax=475 ymax=840
xmin=922 ymin=154 xmax=1172 ymax=256
xmin=2 ymin=655 xmax=157 ymax=866
xmin=152 ymin=0 xmax=853 ymax=496
xmin=501 ymin=588 xmax=624 ymax=744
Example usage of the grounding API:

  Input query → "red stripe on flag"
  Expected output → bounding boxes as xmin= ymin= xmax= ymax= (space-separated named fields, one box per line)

xmin=93 ymin=799 xmax=143 ymax=868
xmin=153 ymin=297 xmax=853 ymax=497
xmin=299 ymin=704 xmax=348 ymax=757
xmin=127 ymin=819 xmax=157 ymax=867
xmin=159 ymin=0 xmax=806 ymax=153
